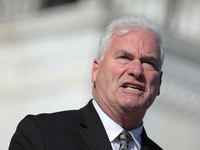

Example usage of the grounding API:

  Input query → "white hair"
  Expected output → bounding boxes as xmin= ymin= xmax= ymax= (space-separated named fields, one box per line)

xmin=97 ymin=16 xmax=164 ymax=69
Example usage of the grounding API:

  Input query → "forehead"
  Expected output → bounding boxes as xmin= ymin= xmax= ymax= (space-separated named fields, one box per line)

xmin=115 ymin=31 xmax=159 ymax=49
xmin=115 ymin=31 xmax=158 ymax=50
xmin=108 ymin=30 xmax=160 ymax=58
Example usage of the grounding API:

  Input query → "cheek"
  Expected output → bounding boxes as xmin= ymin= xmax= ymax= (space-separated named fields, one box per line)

xmin=144 ymin=72 xmax=160 ymax=102
xmin=151 ymin=76 xmax=161 ymax=97
xmin=110 ymin=65 xmax=127 ymax=84
xmin=145 ymin=72 xmax=160 ymax=87
xmin=99 ymin=62 xmax=128 ymax=88
xmin=98 ymin=66 xmax=113 ymax=87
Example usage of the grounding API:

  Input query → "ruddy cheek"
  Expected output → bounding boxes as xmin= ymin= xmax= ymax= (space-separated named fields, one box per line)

xmin=146 ymin=72 xmax=159 ymax=84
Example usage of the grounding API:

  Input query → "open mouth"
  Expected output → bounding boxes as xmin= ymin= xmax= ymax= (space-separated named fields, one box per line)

xmin=122 ymin=83 xmax=143 ymax=91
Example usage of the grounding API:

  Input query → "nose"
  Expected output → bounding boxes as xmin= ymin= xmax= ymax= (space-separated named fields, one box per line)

xmin=127 ymin=59 xmax=143 ymax=78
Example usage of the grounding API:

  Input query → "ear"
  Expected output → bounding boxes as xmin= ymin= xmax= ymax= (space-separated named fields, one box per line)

xmin=157 ymin=71 xmax=163 ymax=96
xmin=91 ymin=58 xmax=101 ymax=83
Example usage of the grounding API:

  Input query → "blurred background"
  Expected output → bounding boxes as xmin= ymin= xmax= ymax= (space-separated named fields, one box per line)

xmin=0 ymin=0 xmax=200 ymax=149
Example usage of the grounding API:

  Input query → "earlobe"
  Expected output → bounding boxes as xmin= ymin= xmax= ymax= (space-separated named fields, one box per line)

xmin=157 ymin=71 xmax=163 ymax=96
xmin=91 ymin=58 xmax=101 ymax=83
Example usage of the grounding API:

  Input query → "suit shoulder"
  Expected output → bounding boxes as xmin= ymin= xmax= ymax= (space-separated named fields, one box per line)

xmin=36 ymin=109 xmax=79 ymax=119
xmin=33 ymin=109 xmax=80 ymax=126
xmin=147 ymin=138 xmax=163 ymax=150
xmin=9 ymin=110 xmax=82 ymax=150
xmin=142 ymin=128 xmax=163 ymax=150
xmin=13 ymin=110 xmax=80 ymax=134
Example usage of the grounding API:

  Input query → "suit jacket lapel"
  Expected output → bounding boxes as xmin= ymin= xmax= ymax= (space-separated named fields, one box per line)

xmin=141 ymin=128 xmax=150 ymax=150
xmin=141 ymin=128 xmax=162 ymax=150
xmin=78 ymin=100 xmax=112 ymax=150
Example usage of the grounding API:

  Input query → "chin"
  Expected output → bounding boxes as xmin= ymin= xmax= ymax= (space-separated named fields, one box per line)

xmin=122 ymin=100 xmax=142 ymax=109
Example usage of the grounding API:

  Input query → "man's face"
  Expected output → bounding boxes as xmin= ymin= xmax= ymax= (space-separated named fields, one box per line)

xmin=92 ymin=30 xmax=162 ymax=113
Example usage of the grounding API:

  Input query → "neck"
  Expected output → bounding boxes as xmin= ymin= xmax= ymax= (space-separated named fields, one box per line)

xmin=106 ymin=106 xmax=145 ymax=131
xmin=93 ymin=89 xmax=145 ymax=131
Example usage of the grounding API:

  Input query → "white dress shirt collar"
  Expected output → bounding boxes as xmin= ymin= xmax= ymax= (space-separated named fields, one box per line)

xmin=92 ymin=99 xmax=143 ymax=149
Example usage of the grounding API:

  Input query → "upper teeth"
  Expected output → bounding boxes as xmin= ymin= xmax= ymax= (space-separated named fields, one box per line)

xmin=123 ymin=84 xmax=142 ymax=91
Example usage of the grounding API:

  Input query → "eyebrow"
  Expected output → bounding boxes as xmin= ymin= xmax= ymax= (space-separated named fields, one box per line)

xmin=114 ymin=49 xmax=160 ymax=69
xmin=114 ymin=49 xmax=135 ymax=57
xmin=141 ymin=55 xmax=159 ymax=69
xmin=142 ymin=55 xmax=157 ymax=62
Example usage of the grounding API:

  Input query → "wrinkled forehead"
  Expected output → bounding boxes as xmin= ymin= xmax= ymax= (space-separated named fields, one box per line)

xmin=112 ymin=29 xmax=160 ymax=54
xmin=108 ymin=30 xmax=162 ymax=69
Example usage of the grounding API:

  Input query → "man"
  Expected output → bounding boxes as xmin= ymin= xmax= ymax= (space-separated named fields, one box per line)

xmin=9 ymin=16 xmax=164 ymax=150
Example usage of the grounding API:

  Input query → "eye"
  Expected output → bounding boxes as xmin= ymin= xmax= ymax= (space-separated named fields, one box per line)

xmin=146 ymin=61 xmax=154 ymax=65
xmin=143 ymin=61 xmax=157 ymax=70
xmin=116 ymin=55 xmax=131 ymax=64
xmin=119 ymin=55 xmax=128 ymax=59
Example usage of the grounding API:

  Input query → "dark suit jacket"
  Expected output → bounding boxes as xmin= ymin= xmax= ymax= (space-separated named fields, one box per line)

xmin=9 ymin=100 xmax=162 ymax=150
